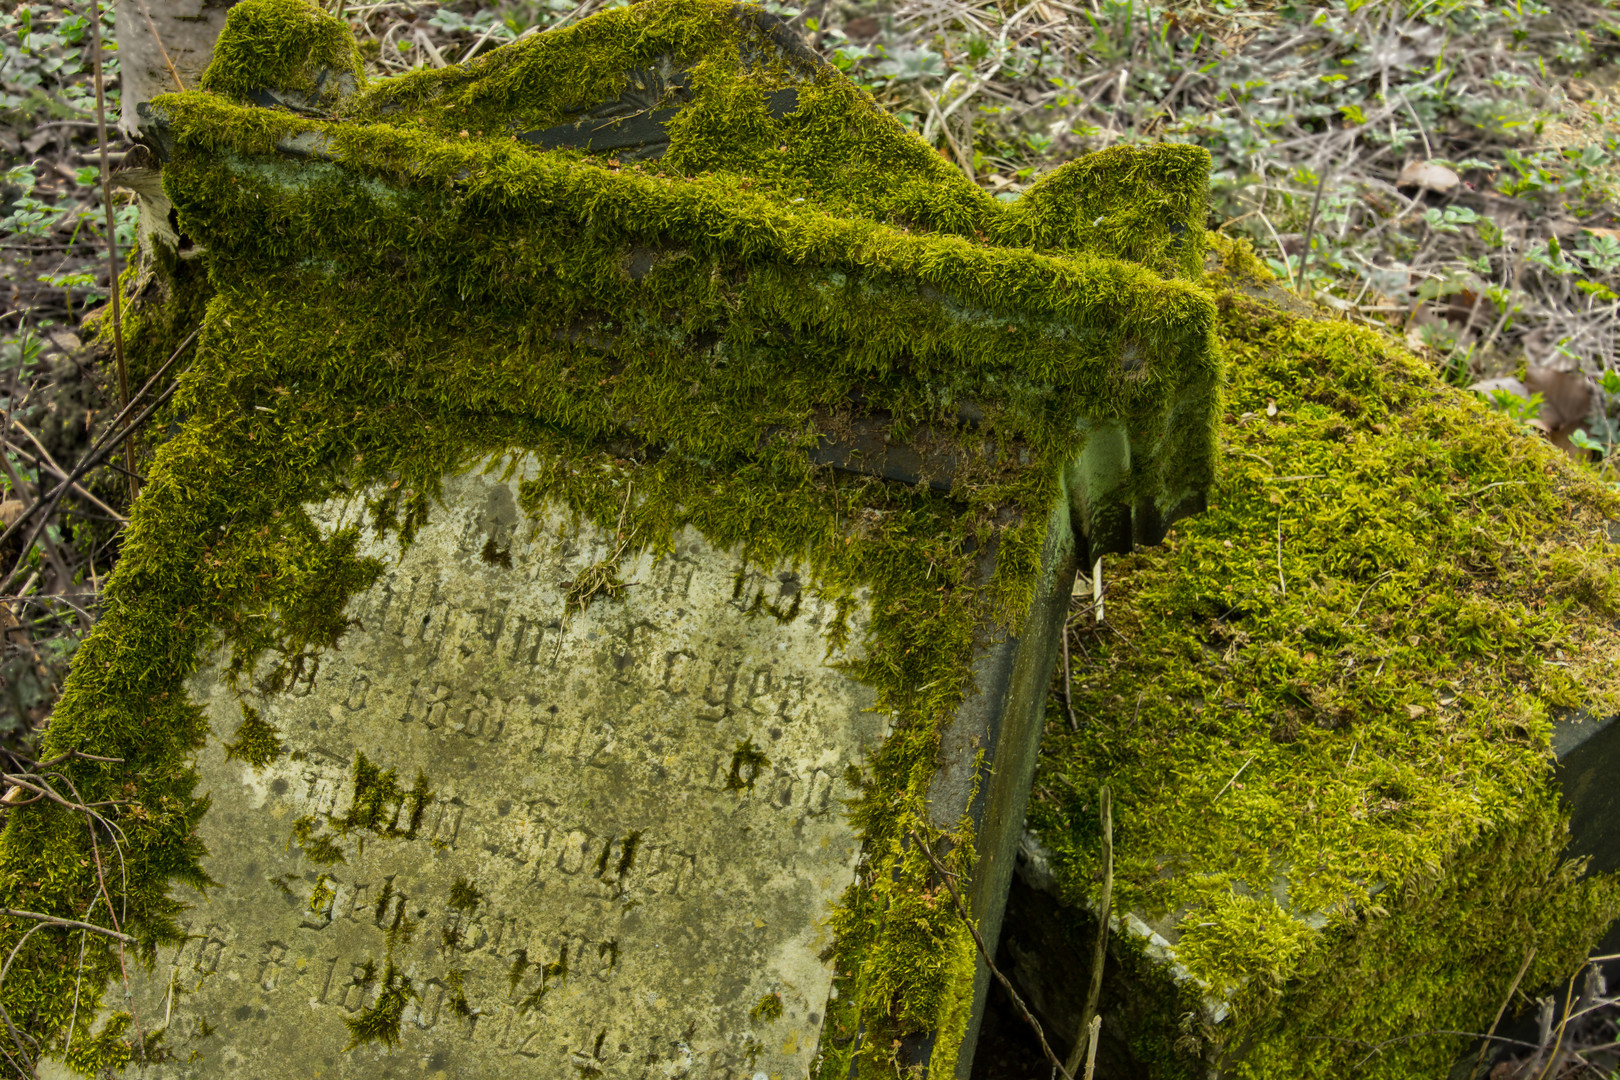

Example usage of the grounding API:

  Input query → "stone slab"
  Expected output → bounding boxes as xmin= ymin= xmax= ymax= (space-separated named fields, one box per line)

xmin=105 ymin=458 xmax=883 ymax=1079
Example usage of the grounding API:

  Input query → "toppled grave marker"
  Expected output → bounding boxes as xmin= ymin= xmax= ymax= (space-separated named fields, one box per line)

xmin=1010 ymin=247 xmax=1620 ymax=1080
xmin=5 ymin=0 xmax=1218 ymax=1075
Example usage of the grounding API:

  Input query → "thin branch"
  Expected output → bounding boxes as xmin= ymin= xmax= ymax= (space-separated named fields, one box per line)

xmin=4 ymin=426 xmax=126 ymax=523
xmin=85 ymin=0 xmax=137 ymax=506
xmin=1065 ymin=785 xmax=1112 ymax=1078
xmin=0 ymin=909 xmax=134 ymax=944
xmin=0 ymin=371 xmax=183 ymax=594
xmin=910 ymin=831 xmax=1074 ymax=1080
xmin=131 ymin=0 xmax=186 ymax=92
xmin=1468 ymin=946 xmax=1536 ymax=1080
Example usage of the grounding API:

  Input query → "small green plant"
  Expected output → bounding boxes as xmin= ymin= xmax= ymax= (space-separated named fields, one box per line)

xmin=342 ymin=961 xmax=416 ymax=1050
xmin=750 ymin=992 xmax=784 ymax=1021
xmin=1526 ymin=237 xmax=1578 ymax=276
xmin=1485 ymin=388 xmax=1546 ymax=426
xmin=1571 ymin=428 xmax=1605 ymax=453
xmin=725 ymin=739 xmax=771 ymax=793
xmin=448 ymin=876 xmax=483 ymax=911
xmin=222 ymin=704 xmax=283 ymax=768
xmin=1421 ymin=205 xmax=1480 ymax=234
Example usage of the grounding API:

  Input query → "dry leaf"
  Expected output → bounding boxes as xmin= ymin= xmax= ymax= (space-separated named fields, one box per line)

xmin=1468 ymin=376 xmax=1530 ymax=401
xmin=1525 ymin=366 xmax=1599 ymax=460
xmin=1406 ymin=704 xmax=1426 ymax=718
xmin=1525 ymin=366 xmax=1597 ymax=432
xmin=1396 ymin=160 xmax=1461 ymax=195
xmin=844 ymin=15 xmax=880 ymax=39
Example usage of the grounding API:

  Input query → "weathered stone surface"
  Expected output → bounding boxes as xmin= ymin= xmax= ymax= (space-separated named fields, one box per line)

xmin=110 ymin=461 xmax=882 ymax=1077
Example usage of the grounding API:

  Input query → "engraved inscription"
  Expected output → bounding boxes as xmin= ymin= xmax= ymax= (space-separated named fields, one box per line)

xmin=101 ymin=459 xmax=881 ymax=1080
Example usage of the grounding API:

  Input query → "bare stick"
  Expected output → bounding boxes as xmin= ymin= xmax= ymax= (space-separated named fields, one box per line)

xmin=1092 ymin=557 xmax=1103 ymax=625
xmin=0 ymin=323 xmax=193 ymax=548
xmin=1082 ymin=1014 xmax=1102 ymax=1080
xmin=66 ymin=929 xmax=87 ymax=1054
xmin=1061 ymin=618 xmax=1077 ymax=731
xmin=1467 ymin=946 xmax=1535 ymax=1080
xmin=131 ymin=0 xmax=186 ymax=92
xmin=1065 ymin=785 xmax=1111 ymax=1077
xmin=1531 ymin=969 xmax=1581 ymax=1080
xmin=0 ymin=909 xmax=134 ymax=944
xmin=9 ymin=420 xmax=127 ymax=521
xmin=1276 ymin=513 xmax=1286 ymax=598
xmin=0 ymin=996 xmax=35 ymax=1074
xmin=1214 ymin=755 xmax=1255 ymax=802
xmin=1296 ymin=162 xmax=1330 ymax=297
xmin=0 ymin=921 xmax=49 ymax=997
xmin=86 ymin=0 xmax=137 ymax=505
xmin=910 ymin=832 xmax=1074 ymax=1080
xmin=50 ymin=773 xmax=142 ymax=1051
xmin=0 ymin=374 xmax=182 ymax=595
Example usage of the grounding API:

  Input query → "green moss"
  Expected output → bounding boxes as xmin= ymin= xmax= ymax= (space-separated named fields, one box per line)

xmin=1206 ymin=230 xmax=1274 ymax=287
xmin=751 ymin=991 xmax=784 ymax=1022
xmin=1029 ymin=254 xmax=1620 ymax=1077
xmin=616 ymin=831 xmax=640 ymax=878
xmin=479 ymin=535 xmax=512 ymax=568
xmin=58 ymin=1012 xmax=134 ymax=1074
xmin=95 ymin=240 xmax=214 ymax=402
xmin=447 ymin=876 xmax=482 ymax=912
xmin=198 ymin=0 xmax=363 ymax=111
xmin=340 ymin=752 xmax=431 ymax=838
xmin=290 ymin=815 xmax=345 ymax=865
xmin=221 ymin=702 xmax=282 ymax=767
xmin=307 ymin=872 xmax=335 ymax=915
xmin=445 ymin=968 xmax=473 ymax=1019
xmin=1 ymin=0 xmax=1221 ymax=1073
xmin=993 ymin=144 xmax=1211 ymax=279
xmin=515 ymin=944 xmax=571 ymax=1013
xmin=507 ymin=950 xmax=528 ymax=994
xmin=724 ymin=738 xmax=770 ymax=792
xmin=1169 ymin=892 xmax=1315 ymax=1001
xmin=564 ymin=558 xmax=628 ymax=614
xmin=1547 ymin=547 xmax=1620 ymax=616
xmin=341 ymin=960 xmax=416 ymax=1050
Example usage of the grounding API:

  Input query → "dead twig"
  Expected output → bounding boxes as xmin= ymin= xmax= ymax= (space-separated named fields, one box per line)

xmin=0 ymin=324 xmax=197 ymax=593
xmin=1061 ymin=614 xmax=1077 ymax=731
xmin=0 ymin=909 xmax=134 ymax=944
xmin=910 ymin=831 xmax=1074 ymax=1080
xmin=1064 ymin=785 xmax=1112 ymax=1078
xmin=85 ymin=0 xmax=137 ymax=506
xmin=130 ymin=0 xmax=186 ymax=92
xmin=4 ymin=427 xmax=127 ymax=523
xmin=1468 ymin=946 xmax=1537 ymax=1080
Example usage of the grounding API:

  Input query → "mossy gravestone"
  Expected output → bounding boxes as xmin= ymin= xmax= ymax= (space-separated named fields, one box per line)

xmin=8 ymin=0 xmax=1219 ymax=1077
xmin=1004 ymin=253 xmax=1620 ymax=1080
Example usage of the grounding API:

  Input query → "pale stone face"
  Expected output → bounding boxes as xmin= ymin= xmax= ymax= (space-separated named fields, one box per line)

xmin=106 ymin=458 xmax=881 ymax=1079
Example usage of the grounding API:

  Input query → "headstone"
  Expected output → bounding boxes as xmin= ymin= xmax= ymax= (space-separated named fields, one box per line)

xmin=1000 ymin=264 xmax=1620 ymax=1080
xmin=1004 ymin=707 xmax=1620 ymax=1080
xmin=12 ymin=0 xmax=1218 ymax=1076
xmin=136 ymin=471 xmax=888 ymax=1078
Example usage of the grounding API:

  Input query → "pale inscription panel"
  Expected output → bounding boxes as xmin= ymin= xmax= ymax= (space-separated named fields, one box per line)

xmin=112 ymin=460 xmax=881 ymax=1079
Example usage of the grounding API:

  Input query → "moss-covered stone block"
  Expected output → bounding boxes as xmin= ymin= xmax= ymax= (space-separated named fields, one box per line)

xmin=1014 ymin=243 xmax=1620 ymax=1079
xmin=6 ymin=0 xmax=1224 ymax=1076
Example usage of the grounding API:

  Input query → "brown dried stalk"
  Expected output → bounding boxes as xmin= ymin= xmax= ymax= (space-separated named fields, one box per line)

xmin=910 ymin=831 xmax=1075 ymax=1080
